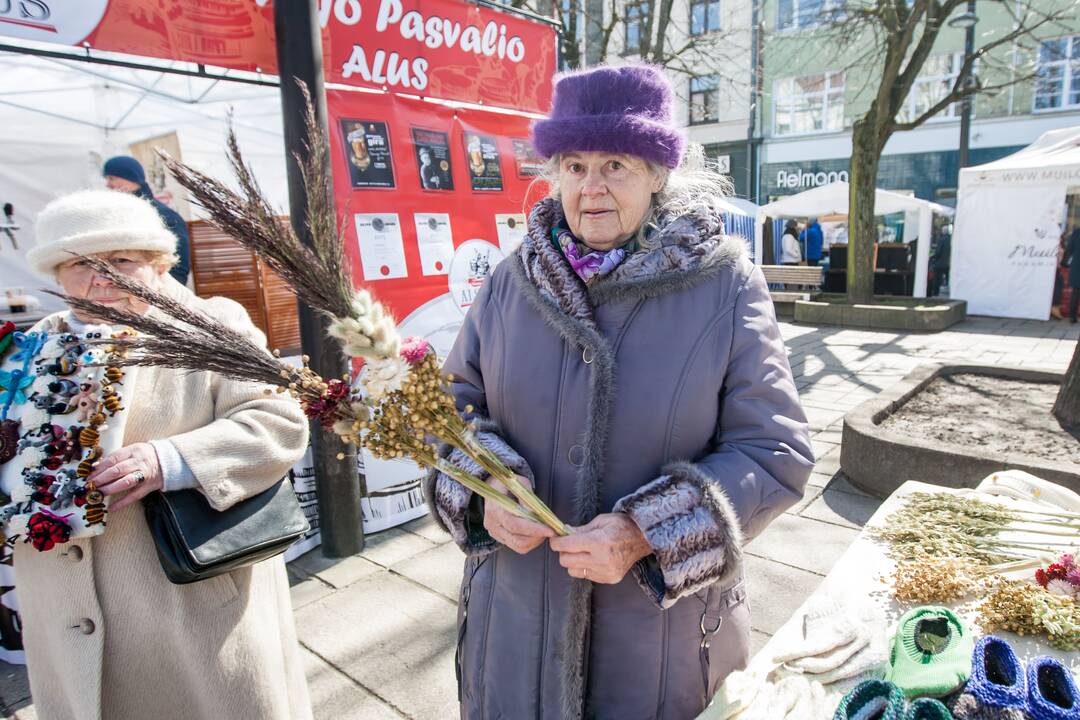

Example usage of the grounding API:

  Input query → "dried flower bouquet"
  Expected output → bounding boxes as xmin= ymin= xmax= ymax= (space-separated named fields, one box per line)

xmin=61 ymin=83 xmax=568 ymax=535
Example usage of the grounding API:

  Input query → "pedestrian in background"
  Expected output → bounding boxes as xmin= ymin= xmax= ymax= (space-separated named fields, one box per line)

xmin=780 ymin=219 xmax=802 ymax=265
xmin=800 ymin=216 xmax=824 ymax=266
xmin=1066 ymin=226 xmax=1080 ymax=323
xmin=103 ymin=155 xmax=191 ymax=285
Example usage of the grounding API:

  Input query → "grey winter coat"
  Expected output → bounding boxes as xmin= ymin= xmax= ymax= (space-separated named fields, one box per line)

xmin=423 ymin=197 xmax=814 ymax=720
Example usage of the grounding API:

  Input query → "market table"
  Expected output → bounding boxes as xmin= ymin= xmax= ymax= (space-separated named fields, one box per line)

xmin=700 ymin=478 xmax=1079 ymax=718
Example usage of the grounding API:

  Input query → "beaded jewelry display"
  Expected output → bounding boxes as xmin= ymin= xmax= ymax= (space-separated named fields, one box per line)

xmin=0 ymin=326 xmax=134 ymax=551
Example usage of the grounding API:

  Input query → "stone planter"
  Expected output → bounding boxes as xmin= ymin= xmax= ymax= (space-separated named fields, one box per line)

xmin=841 ymin=364 xmax=1077 ymax=498
xmin=795 ymin=295 xmax=966 ymax=331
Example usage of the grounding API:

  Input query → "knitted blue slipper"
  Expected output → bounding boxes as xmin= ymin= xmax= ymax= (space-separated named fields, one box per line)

xmin=1027 ymin=656 xmax=1080 ymax=720
xmin=908 ymin=698 xmax=954 ymax=720
xmin=835 ymin=679 xmax=907 ymax=720
xmin=951 ymin=636 xmax=1028 ymax=719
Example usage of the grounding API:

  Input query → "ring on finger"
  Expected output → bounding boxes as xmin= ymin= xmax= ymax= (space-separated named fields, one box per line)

xmin=131 ymin=471 xmax=146 ymax=486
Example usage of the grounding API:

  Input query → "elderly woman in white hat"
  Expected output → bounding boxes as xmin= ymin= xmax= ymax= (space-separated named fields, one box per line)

xmin=17 ymin=190 xmax=312 ymax=720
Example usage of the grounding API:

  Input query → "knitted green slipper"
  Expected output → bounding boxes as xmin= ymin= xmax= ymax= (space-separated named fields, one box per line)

xmin=834 ymin=679 xmax=907 ymax=720
xmin=885 ymin=606 xmax=974 ymax=699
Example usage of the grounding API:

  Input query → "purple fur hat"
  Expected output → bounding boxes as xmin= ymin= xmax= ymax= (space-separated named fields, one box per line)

xmin=531 ymin=64 xmax=687 ymax=169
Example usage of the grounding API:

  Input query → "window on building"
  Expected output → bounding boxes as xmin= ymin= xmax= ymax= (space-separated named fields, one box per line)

xmin=774 ymin=72 xmax=844 ymax=135
xmin=897 ymin=53 xmax=963 ymax=124
xmin=777 ymin=0 xmax=842 ymax=31
xmin=690 ymin=0 xmax=720 ymax=35
xmin=624 ymin=0 xmax=650 ymax=53
xmin=690 ymin=75 xmax=721 ymax=125
xmin=1034 ymin=35 xmax=1080 ymax=111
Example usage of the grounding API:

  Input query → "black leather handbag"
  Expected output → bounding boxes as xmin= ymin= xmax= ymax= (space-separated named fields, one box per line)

xmin=143 ymin=477 xmax=309 ymax=585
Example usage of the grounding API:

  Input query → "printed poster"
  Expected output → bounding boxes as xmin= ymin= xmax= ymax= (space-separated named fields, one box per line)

xmin=354 ymin=213 xmax=407 ymax=280
xmin=340 ymin=120 xmax=395 ymax=189
xmin=414 ymin=213 xmax=454 ymax=275
xmin=512 ymin=139 xmax=544 ymax=178
xmin=464 ymin=132 xmax=503 ymax=191
xmin=412 ymin=128 xmax=454 ymax=191
xmin=495 ymin=213 xmax=527 ymax=254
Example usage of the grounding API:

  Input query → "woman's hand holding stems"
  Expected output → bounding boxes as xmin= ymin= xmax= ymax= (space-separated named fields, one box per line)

xmin=484 ymin=474 xmax=652 ymax=584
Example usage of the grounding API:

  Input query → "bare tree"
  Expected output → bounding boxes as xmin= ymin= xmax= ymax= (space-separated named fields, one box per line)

xmin=512 ymin=0 xmax=751 ymax=105
xmin=791 ymin=0 xmax=1076 ymax=304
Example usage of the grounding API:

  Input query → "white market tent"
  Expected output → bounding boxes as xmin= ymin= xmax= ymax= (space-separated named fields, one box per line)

xmin=951 ymin=126 xmax=1080 ymax=320
xmin=755 ymin=180 xmax=953 ymax=298
xmin=0 ymin=49 xmax=289 ymax=314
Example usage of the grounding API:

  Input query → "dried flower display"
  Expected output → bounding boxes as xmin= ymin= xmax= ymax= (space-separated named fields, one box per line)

xmin=977 ymin=576 xmax=1080 ymax=651
xmin=873 ymin=492 xmax=1079 ymax=565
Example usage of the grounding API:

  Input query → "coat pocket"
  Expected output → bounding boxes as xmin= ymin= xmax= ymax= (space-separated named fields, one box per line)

xmin=699 ymin=579 xmax=750 ymax=703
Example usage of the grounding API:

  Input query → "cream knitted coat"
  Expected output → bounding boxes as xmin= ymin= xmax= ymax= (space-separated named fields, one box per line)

xmin=14 ymin=278 xmax=312 ymax=720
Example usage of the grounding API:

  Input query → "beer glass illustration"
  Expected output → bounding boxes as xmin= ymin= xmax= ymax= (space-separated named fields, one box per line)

xmin=467 ymin=135 xmax=485 ymax=176
xmin=348 ymin=127 xmax=372 ymax=171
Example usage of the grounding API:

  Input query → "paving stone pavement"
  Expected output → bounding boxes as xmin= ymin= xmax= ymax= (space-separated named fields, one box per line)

xmin=1 ymin=316 xmax=1076 ymax=719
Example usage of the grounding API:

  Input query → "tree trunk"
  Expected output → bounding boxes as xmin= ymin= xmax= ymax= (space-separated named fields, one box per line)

xmin=1054 ymin=340 xmax=1080 ymax=429
xmin=847 ymin=118 xmax=883 ymax=304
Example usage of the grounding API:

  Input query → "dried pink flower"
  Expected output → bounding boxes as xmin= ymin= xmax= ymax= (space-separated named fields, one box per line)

xmin=399 ymin=336 xmax=432 ymax=366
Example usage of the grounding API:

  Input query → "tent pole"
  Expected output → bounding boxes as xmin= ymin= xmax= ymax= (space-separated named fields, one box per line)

xmin=273 ymin=0 xmax=365 ymax=557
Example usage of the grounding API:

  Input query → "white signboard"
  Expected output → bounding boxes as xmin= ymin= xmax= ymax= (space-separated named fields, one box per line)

xmin=951 ymin=184 xmax=1062 ymax=320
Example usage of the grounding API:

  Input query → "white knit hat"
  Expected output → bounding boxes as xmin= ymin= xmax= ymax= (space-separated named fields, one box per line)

xmin=28 ymin=189 xmax=178 ymax=275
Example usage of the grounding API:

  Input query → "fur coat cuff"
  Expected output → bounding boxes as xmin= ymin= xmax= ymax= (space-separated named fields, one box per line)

xmin=421 ymin=421 xmax=534 ymax=556
xmin=613 ymin=460 xmax=743 ymax=609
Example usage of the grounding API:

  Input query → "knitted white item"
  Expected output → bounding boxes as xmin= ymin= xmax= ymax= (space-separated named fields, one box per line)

xmin=785 ymin=624 xmax=870 ymax=674
xmin=699 ymin=667 xmax=768 ymax=720
xmin=975 ymin=470 xmax=1080 ymax=512
xmin=784 ymin=676 xmax=830 ymax=720
xmin=739 ymin=676 xmax=807 ymax=720
xmin=28 ymin=189 xmax=176 ymax=275
xmin=812 ymin=623 xmax=889 ymax=686
xmin=772 ymin=594 xmax=861 ymax=665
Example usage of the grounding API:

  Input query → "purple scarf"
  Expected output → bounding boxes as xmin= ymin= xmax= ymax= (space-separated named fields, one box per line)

xmin=553 ymin=224 xmax=629 ymax=284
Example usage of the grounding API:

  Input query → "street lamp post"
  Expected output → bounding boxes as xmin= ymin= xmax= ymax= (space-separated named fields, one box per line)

xmin=951 ymin=0 xmax=978 ymax=169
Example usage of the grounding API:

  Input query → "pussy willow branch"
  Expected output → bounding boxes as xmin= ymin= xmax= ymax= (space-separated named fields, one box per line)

xmin=158 ymin=82 xmax=353 ymax=321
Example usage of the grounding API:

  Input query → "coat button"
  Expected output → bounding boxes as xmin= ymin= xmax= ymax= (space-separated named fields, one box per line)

xmin=63 ymin=545 xmax=83 ymax=563
xmin=77 ymin=618 xmax=95 ymax=635
xmin=581 ymin=346 xmax=594 ymax=364
xmin=567 ymin=445 xmax=585 ymax=467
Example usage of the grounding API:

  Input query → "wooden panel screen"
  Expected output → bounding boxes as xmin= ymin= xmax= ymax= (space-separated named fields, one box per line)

xmin=188 ymin=220 xmax=301 ymax=354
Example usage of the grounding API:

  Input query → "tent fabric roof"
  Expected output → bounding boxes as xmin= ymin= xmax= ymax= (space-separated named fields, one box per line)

xmin=756 ymin=180 xmax=953 ymax=219
xmin=959 ymin=125 xmax=1080 ymax=185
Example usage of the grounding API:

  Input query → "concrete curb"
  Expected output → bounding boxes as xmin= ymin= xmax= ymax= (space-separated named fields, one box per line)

xmin=840 ymin=364 xmax=1077 ymax=498
xmin=795 ymin=298 xmax=967 ymax=331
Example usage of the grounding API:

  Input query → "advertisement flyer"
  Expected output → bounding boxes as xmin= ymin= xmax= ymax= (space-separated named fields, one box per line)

xmin=512 ymin=139 xmax=544 ymax=178
xmin=464 ymin=132 xmax=504 ymax=192
xmin=340 ymin=120 xmax=396 ymax=189
xmin=412 ymin=128 xmax=454 ymax=191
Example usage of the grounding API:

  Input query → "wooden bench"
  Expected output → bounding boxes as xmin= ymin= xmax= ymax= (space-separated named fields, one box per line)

xmin=760 ymin=265 xmax=824 ymax=303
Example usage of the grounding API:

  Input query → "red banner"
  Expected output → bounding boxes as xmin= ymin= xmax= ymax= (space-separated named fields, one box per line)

xmin=326 ymin=88 xmax=546 ymax=353
xmin=0 ymin=0 xmax=555 ymax=112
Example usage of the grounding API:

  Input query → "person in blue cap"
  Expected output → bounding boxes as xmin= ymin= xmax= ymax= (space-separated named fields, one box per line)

xmin=103 ymin=155 xmax=190 ymax=285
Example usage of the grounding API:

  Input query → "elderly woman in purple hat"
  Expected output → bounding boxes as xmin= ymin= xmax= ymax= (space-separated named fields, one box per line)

xmin=424 ymin=64 xmax=814 ymax=719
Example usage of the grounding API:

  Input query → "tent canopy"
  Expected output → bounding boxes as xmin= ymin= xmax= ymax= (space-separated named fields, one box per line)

xmin=959 ymin=126 xmax=1080 ymax=186
xmin=757 ymin=180 xmax=954 ymax=219
xmin=753 ymin=181 xmax=952 ymax=298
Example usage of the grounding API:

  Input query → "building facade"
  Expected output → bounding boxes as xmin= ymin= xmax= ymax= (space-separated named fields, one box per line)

xmin=755 ymin=0 xmax=1080 ymax=204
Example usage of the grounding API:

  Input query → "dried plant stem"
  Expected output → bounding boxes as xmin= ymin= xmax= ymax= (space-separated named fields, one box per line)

xmin=432 ymin=457 xmax=542 ymax=524
xmin=463 ymin=434 xmax=570 ymax=536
